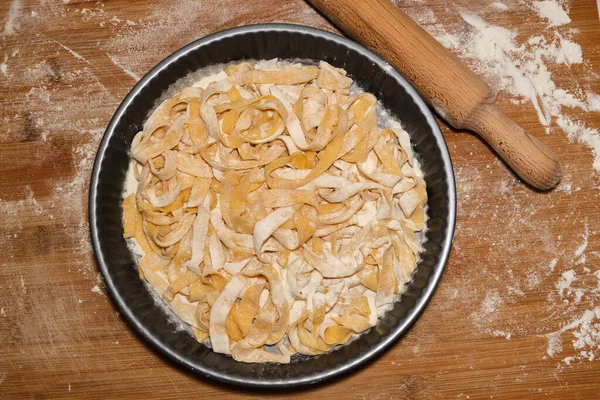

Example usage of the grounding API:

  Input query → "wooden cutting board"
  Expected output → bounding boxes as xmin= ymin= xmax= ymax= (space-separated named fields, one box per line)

xmin=1 ymin=0 xmax=599 ymax=398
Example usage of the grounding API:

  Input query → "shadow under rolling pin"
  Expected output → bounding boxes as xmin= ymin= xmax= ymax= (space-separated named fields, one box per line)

xmin=307 ymin=0 xmax=562 ymax=190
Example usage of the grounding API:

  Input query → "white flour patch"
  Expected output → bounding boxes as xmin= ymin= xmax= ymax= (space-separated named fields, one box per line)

xmin=418 ymin=3 xmax=600 ymax=173
xmin=532 ymin=1 xmax=571 ymax=27
xmin=482 ymin=290 xmax=503 ymax=314
xmin=587 ymin=92 xmax=600 ymax=111
xmin=0 ymin=186 xmax=46 ymax=232
xmin=106 ymin=53 xmax=140 ymax=80
xmin=490 ymin=2 xmax=509 ymax=10
xmin=556 ymin=269 xmax=577 ymax=297
xmin=547 ymin=258 xmax=558 ymax=274
xmin=3 ymin=0 xmax=22 ymax=36
xmin=25 ymin=87 xmax=51 ymax=103
xmin=557 ymin=116 xmax=600 ymax=172
xmin=74 ymin=7 xmax=106 ymax=23
xmin=541 ymin=222 xmax=599 ymax=365
xmin=468 ymin=284 xmax=511 ymax=336
xmin=526 ymin=271 xmax=542 ymax=290
xmin=491 ymin=330 xmax=512 ymax=340
xmin=452 ymin=11 xmax=583 ymax=127
xmin=102 ymin=0 xmax=331 ymax=81
xmin=404 ymin=7 xmax=437 ymax=25
xmin=574 ymin=224 xmax=589 ymax=259
xmin=55 ymin=41 xmax=90 ymax=64
xmin=25 ymin=61 xmax=57 ymax=84
xmin=0 ymin=54 xmax=7 ymax=77
xmin=546 ymin=307 xmax=600 ymax=363
xmin=103 ymin=0 xmax=250 ymax=79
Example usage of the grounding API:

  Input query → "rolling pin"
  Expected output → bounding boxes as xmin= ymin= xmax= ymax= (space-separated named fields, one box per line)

xmin=307 ymin=0 xmax=562 ymax=190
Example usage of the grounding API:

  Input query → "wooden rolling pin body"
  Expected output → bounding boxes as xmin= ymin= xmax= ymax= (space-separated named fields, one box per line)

xmin=307 ymin=0 xmax=561 ymax=190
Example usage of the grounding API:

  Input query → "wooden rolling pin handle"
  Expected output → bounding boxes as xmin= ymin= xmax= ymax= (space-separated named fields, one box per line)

xmin=307 ymin=0 xmax=562 ymax=190
xmin=465 ymin=104 xmax=562 ymax=190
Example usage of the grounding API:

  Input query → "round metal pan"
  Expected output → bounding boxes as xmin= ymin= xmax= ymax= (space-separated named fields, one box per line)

xmin=89 ymin=23 xmax=456 ymax=388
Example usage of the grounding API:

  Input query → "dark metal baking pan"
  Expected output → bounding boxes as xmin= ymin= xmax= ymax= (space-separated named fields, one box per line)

xmin=89 ymin=23 xmax=456 ymax=388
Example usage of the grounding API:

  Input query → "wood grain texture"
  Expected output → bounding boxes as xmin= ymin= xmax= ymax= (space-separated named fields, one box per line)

xmin=307 ymin=0 xmax=562 ymax=190
xmin=1 ymin=0 xmax=599 ymax=399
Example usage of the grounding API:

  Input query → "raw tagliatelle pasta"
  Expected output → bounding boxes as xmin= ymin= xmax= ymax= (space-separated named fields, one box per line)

xmin=122 ymin=59 xmax=428 ymax=364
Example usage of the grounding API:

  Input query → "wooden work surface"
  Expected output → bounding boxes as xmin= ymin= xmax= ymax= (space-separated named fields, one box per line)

xmin=1 ymin=0 xmax=599 ymax=398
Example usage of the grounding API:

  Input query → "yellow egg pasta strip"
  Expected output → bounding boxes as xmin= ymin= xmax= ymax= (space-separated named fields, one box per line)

xmin=231 ymin=66 xmax=319 ymax=85
xmin=137 ymin=252 xmax=170 ymax=295
xmin=253 ymin=205 xmax=300 ymax=255
xmin=209 ymin=274 xmax=249 ymax=354
xmin=316 ymin=61 xmax=353 ymax=91
xmin=163 ymin=270 xmax=201 ymax=303
xmin=176 ymin=152 xmax=213 ymax=178
xmin=230 ymin=340 xmax=290 ymax=364
xmin=149 ymin=150 xmax=177 ymax=180
xmin=132 ymin=119 xmax=185 ymax=165
xmin=227 ymin=282 xmax=265 ymax=339
xmin=122 ymin=195 xmax=137 ymax=238
xmin=261 ymin=189 xmax=318 ymax=209
xmin=242 ymin=264 xmax=290 ymax=345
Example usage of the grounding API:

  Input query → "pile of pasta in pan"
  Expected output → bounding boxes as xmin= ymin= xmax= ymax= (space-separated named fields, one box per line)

xmin=122 ymin=59 xmax=427 ymax=363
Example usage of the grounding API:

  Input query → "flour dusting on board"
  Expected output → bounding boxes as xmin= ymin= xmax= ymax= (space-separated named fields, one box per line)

xmin=401 ymin=0 xmax=600 ymax=375
xmin=532 ymin=0 xmax=571 ymax=27
xmin=1 ymin=0 xmax=598 ymax=392
xmin=2 ymin=0 xmax=23 ymax=36
xmin=0 ymin=0 xmax=332 ymax=296
xmin=412 ymin=0 xmax=600 ymax=173
xmin=102 ymin=0 xmax=331 ymax=79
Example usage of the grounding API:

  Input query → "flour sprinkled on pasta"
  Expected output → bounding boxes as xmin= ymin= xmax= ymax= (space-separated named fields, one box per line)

xmin=123 ymin=59 xmax=427 ymax=363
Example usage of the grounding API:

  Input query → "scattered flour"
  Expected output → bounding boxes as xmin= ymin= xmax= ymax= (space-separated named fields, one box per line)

xmin=446 ymin=129 xmax=598 ymax=371
xmin=55 ymin=41 xmax=90 ymax=65
xmin=0 ymin=54 xmax=7 ymax=77
xmin=490 ymin=2 xmax=509 ymax=11
xmin=491 ymin=330 xmax=512 ymax=340
xmin=556 ymin=269 xmax=577 ymax=297
xmin=103 ymin=0 xmax=330 ymax=81
xmin=482 ymin=290 xmax=503 ymax=314
xmin=25 ymin=61 xmax=57 ymax=83
xmin=532 ymin=1 xmax=571 ymax=27
xmin=106 ymin=53 xmax=140 ymax=80
xmin=0 ymin=0 xmax=597 ymax=391
xmin=3 ymin=0 xmax=22 ymax=36
xmin=588 ymin=92 xmax=600 ymax=112
xmin=525 ymin=271 xmax=542 ymax=290
xmin=546 ymin=307 xmax=600 ymax=363
xmin=542 ymin=222 xmax=599 ymax=365
xmin=547 ymin=258 xmax=558 ymax=273
xmin=404 ymin=7 xmax=437 ymax=25
xmin=421 ymin=2 xmax=600 ymax=172
xmin=449 ymin=12 xmax=584 ymax=128
xmin=574 ymin=224 xmax=589 ymax=260
xmin=556 ymin=116 xmax=600 ymax=172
